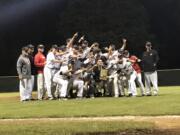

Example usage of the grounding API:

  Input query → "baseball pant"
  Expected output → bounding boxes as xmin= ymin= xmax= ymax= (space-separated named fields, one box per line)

xmin=135 ymin=73 xmax=145 ymax=95
xmin=19 ymin=78 xmax=31 ymax=101
xmin=37 ymin=73 xmax=46 ymax=100
xmin=44 ymin=67 xmax=54 ymax=98
xmin=113 ymin=73 xmax=120 ymax=97
xmin=73 ymin=79 xmax=84 ymax=98
xmin=128 ymin=71 xmax=137 ymax=96
xmin=144 ymin=71 xmax=158 ymax=95
xmin=53 ymin=77 xmax=68 ymax=98
xmin=118 ymin=77 xmax=126 ymax=96
xmin=28 ymin=75 xmax=34 ymax=99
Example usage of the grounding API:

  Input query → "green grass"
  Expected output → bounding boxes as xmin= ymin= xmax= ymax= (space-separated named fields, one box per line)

xmin=0 ymin=87 xmax=180 ymax=119
xmin=0 ymin=121 xmax=155 ymax=135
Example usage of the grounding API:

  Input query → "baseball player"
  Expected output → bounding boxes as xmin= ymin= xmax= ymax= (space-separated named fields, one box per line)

xmin=120 ymin=51 xmax=137 ymax=97
xmin=34 ymin=44 xmax=46 ymax=100
xmin=44 ymin=45 xmax=62 ymax=100
xmin=129 ymin=55 xmax=146 ymax=96
xmin=53 ymin=64 xmax=71 ymax=100
xmin=72 ymin=68 xmax=84 ymax=99
xmin=53 ymin=45 xmax=71 ymax=100
xmin=17 ymin=46 xmax=32 ymax=101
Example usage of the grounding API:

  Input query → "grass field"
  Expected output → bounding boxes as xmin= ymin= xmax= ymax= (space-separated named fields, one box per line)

xmin=0 ymin=87 xmax=180 ymax=119
xmin=0 ymin=121 xmax=156 ymax=135
xmin=0 ymin=86 xmax=180 ymax=135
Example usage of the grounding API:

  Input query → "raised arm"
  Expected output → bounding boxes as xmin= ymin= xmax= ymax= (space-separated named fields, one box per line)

xmin=67 ymin=32 xmax=78 ymax=48
xmin=78 ymin=35 xmax=85 ymax=43
xmin=120 ymin=38 xmax=127 ymax=51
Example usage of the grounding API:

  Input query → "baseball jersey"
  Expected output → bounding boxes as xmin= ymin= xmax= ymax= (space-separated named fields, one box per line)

xmin=45 ymin=52 xmax=55 ymax=69
xmin=129 ymin=55 xmax=142 ymax=74
xmin=34 ymin=52 xmax=46 ymax=74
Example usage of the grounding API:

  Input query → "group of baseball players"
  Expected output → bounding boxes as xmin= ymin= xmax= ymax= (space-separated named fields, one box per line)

xmin=17 ymin=33 xmax=159 ymax=102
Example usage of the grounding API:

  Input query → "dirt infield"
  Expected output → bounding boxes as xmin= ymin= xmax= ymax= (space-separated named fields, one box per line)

xmin=1 ymin=116 xmax=180 ymax=129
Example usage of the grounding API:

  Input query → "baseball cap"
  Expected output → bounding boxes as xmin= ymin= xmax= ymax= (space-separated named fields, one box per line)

xmin=82 ymin=40 xmax=88 ymax=45
xmin=37 ymin=44 xmax=44 ymax=49
xmin=51 ymin=44 xmax=58 ymax=49
xmin=59 ymin=45 xmax=66 ymax=51
xmin=73 ymin=45 xmax=79 ymax=50
xmin=27 ymin=44 xmax=34 ymax=49
xmin=145 ymin=41 xmax=152 ymax=47
xmin=22 ymin=46 xmax=29 ymax=52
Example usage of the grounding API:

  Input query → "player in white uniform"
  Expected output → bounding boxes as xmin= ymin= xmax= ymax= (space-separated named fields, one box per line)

xmin=53 ymin=46 xmax=72 ymax=99
xmin=44 ymin=45 xmax=62 ymax=100
xmin=120 ymin=53 xmax=137 ymax=97
xmin=72 ymin=68 xmax=84 ymax=98
xmin=105 ymin=39 xmax=127 ymax=97
xmin=53 ymin=64 xmax=71 ymax=100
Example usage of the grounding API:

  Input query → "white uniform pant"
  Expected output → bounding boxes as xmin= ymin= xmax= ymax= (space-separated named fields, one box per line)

xmin=44 ymin=67 xmax=54 ymax=98
xmin=135 ymin=73 xmax=145 ymax=95
xmin=53 ymin=77 xmax=69 ymax=98
xmin=19 ymin=78 xmax=31 ymax=101
xmin=128 ymin=71 xmax=137 ymax=96
xmin=112 ymin=73 xmax=120 ymax=97
xmin=73 ymin=79 xmax=84 ymax=97
xmin=27 ymin=75 xmax=34 ymax=99
xmin=37 ymin=73 xmax=46 ymax=100
xmin=144 ymin=71 xmax=158 ymax=94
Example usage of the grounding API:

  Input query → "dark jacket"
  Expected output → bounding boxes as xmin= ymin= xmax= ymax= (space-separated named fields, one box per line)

xmin=142 ymin=49 xmax=159 ymax=72
xmin=28 ymin=54 xmax=36 ymax=75
xmin=17 ymin=55 xmax=31 ymax=79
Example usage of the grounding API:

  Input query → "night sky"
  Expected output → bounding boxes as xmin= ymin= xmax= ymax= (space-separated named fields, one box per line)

xmin=0 ymin=0 xmax=179 ymax=76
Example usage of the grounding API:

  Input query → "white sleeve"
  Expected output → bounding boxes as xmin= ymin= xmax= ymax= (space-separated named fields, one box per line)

xmin=47 ymin=53 xmax=55 ymax=62
xmin=84 ymin=59 xmax=90 ymax=64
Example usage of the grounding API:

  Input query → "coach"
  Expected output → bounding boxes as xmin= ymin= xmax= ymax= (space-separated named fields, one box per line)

xmin=142 ymin=41 xmax=159 ymax=96
xmin=17 ymin=46 xmax=32 ymax=101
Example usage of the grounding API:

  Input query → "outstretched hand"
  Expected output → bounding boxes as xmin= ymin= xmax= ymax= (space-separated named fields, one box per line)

xmin=122 ymin=38 xmax=127 ymax=44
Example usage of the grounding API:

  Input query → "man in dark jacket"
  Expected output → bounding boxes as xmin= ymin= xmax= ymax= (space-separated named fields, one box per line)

xmin=142 ymin=41 xmax=159 ymax=96
xmin=17 ymin=46 xmax=32 ymax=101
xmin=27 ymin=44 xmax=35 ymax=99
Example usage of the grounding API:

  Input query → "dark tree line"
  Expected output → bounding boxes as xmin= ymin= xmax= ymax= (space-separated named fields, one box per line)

xmin=0 ymin=0 xmax=179 ymax=75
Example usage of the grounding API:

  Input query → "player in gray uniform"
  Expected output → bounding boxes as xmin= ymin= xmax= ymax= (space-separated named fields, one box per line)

xmin=17 ymin=46 xmax=32 ymax=101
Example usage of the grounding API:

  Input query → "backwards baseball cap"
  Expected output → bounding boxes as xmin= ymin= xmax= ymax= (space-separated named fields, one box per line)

xmin=27 ymin=44 xmax=34 ymax=49
xmin=37 ymin=44 xmax=44 ymax=49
